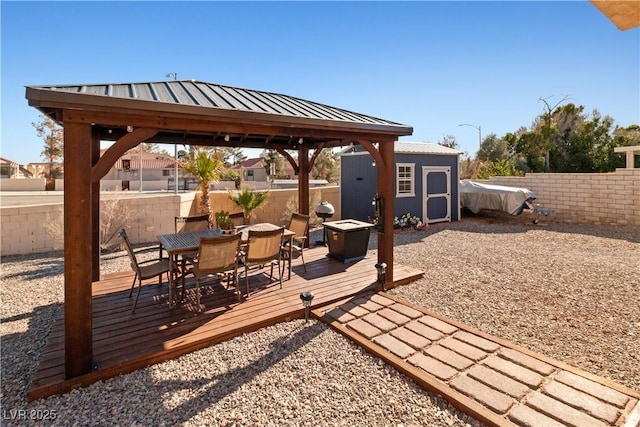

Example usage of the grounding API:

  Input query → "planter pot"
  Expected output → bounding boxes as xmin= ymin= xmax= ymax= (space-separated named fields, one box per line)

xmin=220 ymin=228 xmax=237 ymax=236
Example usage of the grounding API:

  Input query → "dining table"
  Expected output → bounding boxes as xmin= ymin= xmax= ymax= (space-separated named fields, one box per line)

xmin=157 ymin=223 xmax=295 ymax=307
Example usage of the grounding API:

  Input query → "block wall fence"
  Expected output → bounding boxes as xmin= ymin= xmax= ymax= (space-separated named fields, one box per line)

xmin=2 ymin=169 xmax=638 ymax=256
xmin=1 ymin=186 xmax=341 ymax=256
xmin=486 ymin=169 xmax=640 ymax=226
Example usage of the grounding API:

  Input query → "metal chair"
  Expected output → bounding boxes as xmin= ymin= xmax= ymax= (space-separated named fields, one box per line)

xmin=282 ymin=213 xmax=309 ymax=272
xmin=175 ymin=214 xmax=210 ymax=233
xmin=188 ymin=233 xmax=242 ymax=312
xmin=240 ymin=227 xmax=284 ymax=296
xmin=228 ymin=212 xmax=246 ymax=227
xmin=118 ymin=229 xmax=172 ymax=313
xmin=174 ymin=214 xmax=210 ymax=287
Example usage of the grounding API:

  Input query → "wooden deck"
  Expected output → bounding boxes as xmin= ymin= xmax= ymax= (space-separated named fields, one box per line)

xmin=28 ymin=245 xmax=424 ymax=401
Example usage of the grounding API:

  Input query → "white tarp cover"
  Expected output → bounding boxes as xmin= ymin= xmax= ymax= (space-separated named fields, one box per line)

xmin=459 ymin=180 xmax=536 ymax=215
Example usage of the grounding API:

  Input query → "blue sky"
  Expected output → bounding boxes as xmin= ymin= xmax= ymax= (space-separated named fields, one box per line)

xmin=1 ymin=1 xmax=638 ymax=165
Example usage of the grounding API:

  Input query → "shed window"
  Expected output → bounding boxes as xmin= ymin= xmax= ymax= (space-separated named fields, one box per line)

xmin=396 ymin=163 xmax=415 ymax=197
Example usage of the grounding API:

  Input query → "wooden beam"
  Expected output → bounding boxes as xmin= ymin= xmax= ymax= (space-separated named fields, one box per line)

xmin=91 ymin=130 xmax=101 ymax=282
xmin=91 ymin=128 xmax=158 ymax=182
xmin=61 ymin=110 xmax=407 ymax=145
xmin=356 ymin=138 xmax=394 ymax=282
xmin=62 ymin=118 xmax=94 ymax=378
xmin=378 ymin=140 xmax=396 ymax=284
xmin=298 ymin=146 xmax=310 ymax=217
xmin=308 ymin=143 xmax=326 ymax=170
xmin=358 ymin=139 xmax=384 ymax=169
xmin=275 ymin=147 xmax=299 ymax=175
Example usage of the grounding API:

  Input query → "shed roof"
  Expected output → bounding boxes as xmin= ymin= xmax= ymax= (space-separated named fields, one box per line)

xmin=341 ymin=141 xmax=461 ymax=156
xmin=394 ymin=141 xmax=461 ymax=155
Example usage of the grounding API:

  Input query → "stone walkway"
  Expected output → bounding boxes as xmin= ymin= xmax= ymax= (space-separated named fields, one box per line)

xmin=313 ymin=291 xmax=640 ymax=427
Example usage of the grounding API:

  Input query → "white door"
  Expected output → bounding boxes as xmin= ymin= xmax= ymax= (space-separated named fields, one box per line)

xmin=422 ymin=166 xmax=451 ymax=223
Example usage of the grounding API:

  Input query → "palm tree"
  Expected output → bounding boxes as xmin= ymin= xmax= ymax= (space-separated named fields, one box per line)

xmin=181 ymin=149 xmax=224 ymax=222
xmin=228 ymin=186 xmax=270 ymax=224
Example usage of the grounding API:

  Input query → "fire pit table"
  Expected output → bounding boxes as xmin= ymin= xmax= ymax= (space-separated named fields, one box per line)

xmin=323 ymin=219 xmax=374 ymax=263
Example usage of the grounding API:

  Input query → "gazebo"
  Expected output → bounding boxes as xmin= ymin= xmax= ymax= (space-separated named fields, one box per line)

xmin=25 ymin=80 xmax=413 ymax=381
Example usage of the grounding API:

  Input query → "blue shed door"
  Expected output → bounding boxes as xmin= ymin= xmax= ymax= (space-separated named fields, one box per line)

xmin=422 ymin=166 xmax=451 ymax=223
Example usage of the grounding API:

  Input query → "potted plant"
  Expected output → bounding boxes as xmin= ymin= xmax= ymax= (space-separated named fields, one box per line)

xmin=214 ymin=211 xmax=236 ymax=235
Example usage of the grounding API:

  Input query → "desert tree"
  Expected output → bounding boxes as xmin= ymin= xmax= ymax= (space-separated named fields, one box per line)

xmin=180 ymin=149 xmax=225 ymax=222
xmin=33 ymin=115 xmax=64 ymax=178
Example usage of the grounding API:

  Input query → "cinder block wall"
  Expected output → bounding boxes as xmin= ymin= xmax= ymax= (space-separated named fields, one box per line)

xmin=0 ymin=178 xmax=48 ymax=191
xmin=0 ymin=204 xmax=63 ymax=255
xmin=0 ymin=193 xmax=193 ymax=255
xmin=209 ymin=187 xmax=341 ymax=227
xmin=1 ymin=186 xmax=341 ymax=256
xmin=487 ymin=169 xmax=640 ymax=226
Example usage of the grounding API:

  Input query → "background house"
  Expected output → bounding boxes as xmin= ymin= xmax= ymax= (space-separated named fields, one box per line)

xmin=1 ymin=157 xmax=33 ymax=179
xmin=102 ymin=149 xmax=178 ymax=190
xmin=340 ymin=141 xmax=461 ymax=224
xmin=232 ymin=158 xmax=268 ymax=182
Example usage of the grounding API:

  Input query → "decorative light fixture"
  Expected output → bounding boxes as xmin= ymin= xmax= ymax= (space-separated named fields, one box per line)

xmin=126 ymin=126 xmax=133 ymax=133
xmin=375 ymin=262 xmax=387 ymax=290
xmin=299 ymin=291 xmax=314 ymax=322
xmin=298 ymin=137 xmax=303 ymax=144
xmin=224 ymin=134 xmax=230 ymax=142
xmin=165 ymin=72 xmax=178 ymax=80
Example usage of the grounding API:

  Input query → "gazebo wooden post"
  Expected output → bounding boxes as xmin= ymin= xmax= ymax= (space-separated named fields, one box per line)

xmin=91 ymin=130 xmax=101 ymax=282
xmin=298 ymin=145 xmax=310 ymax=216
xmin=62 ymin=117 xmax=94 ymax=378
xmin=378 ymin=140 xmax=395 ymax=284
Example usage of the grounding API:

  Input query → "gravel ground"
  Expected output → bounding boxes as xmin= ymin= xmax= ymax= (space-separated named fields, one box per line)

xmin=385 ymin=212 xmax=640 ymax=393
xmin=1 ymin=212 xmax=638 ymax=426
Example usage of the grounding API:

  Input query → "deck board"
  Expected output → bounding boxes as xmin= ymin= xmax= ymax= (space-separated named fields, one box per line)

xmin=28 ymin=246 xmax=423 ymax=401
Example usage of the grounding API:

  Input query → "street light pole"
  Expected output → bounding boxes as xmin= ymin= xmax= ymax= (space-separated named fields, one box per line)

xmin=174 ymin=144 xmax=179 ymax=194
xmin=139 ymin=143 xmax=143 ymax=192
xmin=458 ymin=123 xmax=482 ymax=154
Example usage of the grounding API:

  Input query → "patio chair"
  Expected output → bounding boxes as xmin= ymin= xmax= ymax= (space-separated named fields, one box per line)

xmin=228 ymin=211 xmax=246 ymax=227
xmin=175 ymin=214 xmax=210 ymax=233
xmin=174 ymin=214 xmax=210 ymax=284
xmin=240 ymin=227 xmax=284 ymax=296
xmin=118 ymin=229 xmax=172 ymax=313
xmin=186 ymin=233 xmax=242 ymax=312
xmin=281 ymin=212 xmax=309 ymax=272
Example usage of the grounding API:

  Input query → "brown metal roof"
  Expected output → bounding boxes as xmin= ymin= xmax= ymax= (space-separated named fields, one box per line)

xmin=26 ymin=80 xmax=412 ymax=148
xmin=32 ymin=80 xmax=402 ymax=124
xmin=25 ymin=79 xmax=414 ymax=177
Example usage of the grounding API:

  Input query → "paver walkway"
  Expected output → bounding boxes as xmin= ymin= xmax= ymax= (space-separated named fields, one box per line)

xmin=313 ymin=291 xmax=640 ymax=427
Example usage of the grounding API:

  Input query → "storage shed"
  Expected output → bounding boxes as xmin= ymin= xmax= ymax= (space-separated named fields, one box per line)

xmin=341 ymin=141 xmax=461 ymax=224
